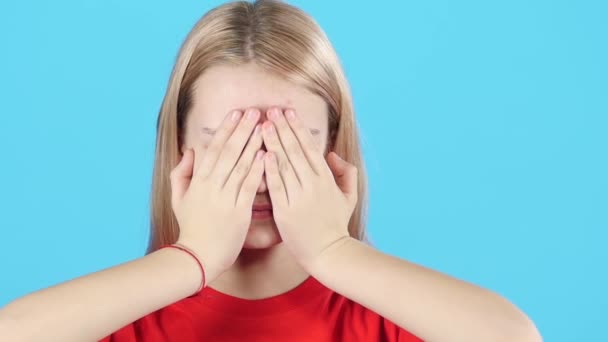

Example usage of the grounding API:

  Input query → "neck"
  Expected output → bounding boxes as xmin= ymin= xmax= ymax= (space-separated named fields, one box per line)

xmin=206 ymin=242 xmax=310 ymax=299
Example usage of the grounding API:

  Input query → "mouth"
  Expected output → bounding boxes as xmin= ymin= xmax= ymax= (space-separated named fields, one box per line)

xmin=252 ymin=204 xmax=273 ymax=220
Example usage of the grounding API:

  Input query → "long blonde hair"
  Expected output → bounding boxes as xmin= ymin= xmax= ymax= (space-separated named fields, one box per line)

xmin=146 ymin=0 xmax=369 ymax=254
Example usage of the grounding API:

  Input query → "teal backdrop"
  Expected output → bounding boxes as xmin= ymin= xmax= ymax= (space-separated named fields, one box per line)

xmin=1 ymin=1 xmax=606 ymax=341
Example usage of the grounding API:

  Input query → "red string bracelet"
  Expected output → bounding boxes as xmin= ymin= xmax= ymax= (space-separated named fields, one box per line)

xmin=159 ymin=242 xmax=206 ymax=295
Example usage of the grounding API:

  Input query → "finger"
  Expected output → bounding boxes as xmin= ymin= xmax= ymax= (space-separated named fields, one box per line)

xmin=267 ymin=107 xmax=314 ymax=181
xmin=170 ymin=148 xmax=194 ymax=210
xmin=262 ymin=120 xmax=300 ymax=195
xmin=223 ymin=123 xmax=263 ymax=190
xmin=263 ymin=152 xmax=289 ymax=207
xmin=327 ymin=152 xmax=358 ymax=205
xmin=284 ymin=108 xmax=325 ymax=174
xmin=236 ymin=149 xmax=266 ymax=208
xmin=194 ymin=109 xmax=243 ymax=179
xmin=210 ymin=108 xmax=261 ymax=181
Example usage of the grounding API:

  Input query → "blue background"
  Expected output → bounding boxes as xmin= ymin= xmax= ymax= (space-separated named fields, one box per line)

xmin=1 ymin=1 xmax=606 ymax=341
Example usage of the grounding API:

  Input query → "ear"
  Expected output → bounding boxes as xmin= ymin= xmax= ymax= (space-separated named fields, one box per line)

xmin=331 ymin=127 xmax=338 ymax=145
xmin=325 ymin=128 xmax=338 ymax=155
xmin=179 ymin=142 xmax=187 ymax=156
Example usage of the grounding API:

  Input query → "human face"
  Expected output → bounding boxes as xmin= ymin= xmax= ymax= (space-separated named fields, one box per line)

xmin=182 ymin=62 xmax=329 ymax=249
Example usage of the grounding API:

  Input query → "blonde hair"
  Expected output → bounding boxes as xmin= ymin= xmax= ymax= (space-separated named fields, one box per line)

xmin=146 ymin=0 xmax=369 ymax=254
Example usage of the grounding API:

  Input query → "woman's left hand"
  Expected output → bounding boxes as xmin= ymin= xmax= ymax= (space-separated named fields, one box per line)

xmin=261 ymin=107 xmax=358 ymax=271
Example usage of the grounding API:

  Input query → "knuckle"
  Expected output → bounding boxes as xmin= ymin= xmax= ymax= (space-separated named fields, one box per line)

xmin=285 ymin=143 xmax=301 ymax=157
xmin=251 ymin=132 xmax=263 ymax=145
xmin=233 ymin=161 xmax=249 ymax=177
xmin=245 ymin=137 xmax=260 ymax=151
xmin=190 ymin=172 xmax=208 ymax=187
xmin=268 ymin=181 xmax=282 ymax=193
xmin=242 ymin=171 xmax=261 ymax=191
xmin=193 ymin=166 xmax=207 ymax=179
xmin=219 ymin=121 xmax=233 ymax=134
xmin=206 ymin=145 xmax=221 ymax=156
xmin=221 ymin=143 xmax=235 ymax=156
xmin=236 ymin=119 xmax=252 ymax=132
xmin=279 ymin=160 xmax=291 ymax=174
xmin=194 ymin=172 xmax=207 ymax=184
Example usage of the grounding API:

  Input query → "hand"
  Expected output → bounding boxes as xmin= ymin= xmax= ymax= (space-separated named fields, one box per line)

xmin=170 ymin=108 xmax=265 ymax=284
xmin=261 ymin=107 xmax=359 ymax=272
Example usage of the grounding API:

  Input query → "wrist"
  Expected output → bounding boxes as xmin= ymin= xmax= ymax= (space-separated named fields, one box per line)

xmin=304 ymin=235 xmax=354 ymax=276
xmin=171 ymin=242 xmax=207 ymax=291
xmin=155 ymin=246 xmax=205 ymax=297
xmin=174 ymin=238 xmax=226 ymax=286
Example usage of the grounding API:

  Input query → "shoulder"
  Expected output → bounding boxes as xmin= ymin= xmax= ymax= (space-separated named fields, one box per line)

xmin=98 ymin=300 xmax=200 ymax=342
xmin=321 ymin=291 xmax=423 ymax=342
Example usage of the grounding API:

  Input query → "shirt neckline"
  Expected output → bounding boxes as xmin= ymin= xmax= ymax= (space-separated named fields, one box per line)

xmin=193 ymin=275 xmax=329 ymax=317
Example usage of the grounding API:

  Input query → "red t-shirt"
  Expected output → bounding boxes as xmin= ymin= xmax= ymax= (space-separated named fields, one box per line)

xmin=100 ymin=276 xmax=423 ymax=341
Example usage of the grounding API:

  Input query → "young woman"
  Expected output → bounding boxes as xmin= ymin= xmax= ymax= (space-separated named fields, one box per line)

xmin=0 ymin=1 xmax=542 ymax=341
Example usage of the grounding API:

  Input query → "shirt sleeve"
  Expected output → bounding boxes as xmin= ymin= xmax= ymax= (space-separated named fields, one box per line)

xmin=382 ymin=317 xmax=425 ymax=342
xmin=98 ymin=323 xmax=138 ymax=342
xmin=97 ymin=308 xmax=200 ymax=342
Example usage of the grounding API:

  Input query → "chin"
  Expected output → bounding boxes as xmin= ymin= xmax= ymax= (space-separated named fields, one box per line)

xmin=242 ymin=220 xmax=283 ymax=249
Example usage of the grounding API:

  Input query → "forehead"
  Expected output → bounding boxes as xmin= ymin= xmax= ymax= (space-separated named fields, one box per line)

xmin=189 ymin=63 xmax=328 ymax=129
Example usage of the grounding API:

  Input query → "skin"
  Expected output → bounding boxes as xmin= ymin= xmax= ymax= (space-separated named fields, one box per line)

xmin=0 ymin=62 xmax=542 ymax=342
xmin=181 ymin=62 xmax=330 ymax=298
xmin=180 ymin=62 xmax=543 ymax=341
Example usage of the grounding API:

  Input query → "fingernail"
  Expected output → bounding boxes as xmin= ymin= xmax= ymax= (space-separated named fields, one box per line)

xmin=264 ymin=121 xmax=274 ymax=133
xmin=231 ymin=110 xmax=242 ymax=122
xmin=254 ymin=124 xmax=261 ymax=135
xmin=247 ymin=108 xmax=260 ymax=120
xmin=268 ymin=108 xmax=279 ymax=120
xmin=285 ymin=109 xmax=295 ymax=120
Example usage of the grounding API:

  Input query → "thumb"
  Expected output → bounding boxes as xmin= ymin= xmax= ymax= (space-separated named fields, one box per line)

xmin=170 ymin=148 xmax=194 ymax=209
xmin=326 ymin=152 xmax=358 ymax=204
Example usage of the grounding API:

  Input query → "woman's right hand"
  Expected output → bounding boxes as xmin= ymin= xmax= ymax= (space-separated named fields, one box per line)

xmin=169 ymin=108 xmax=265 ymax=285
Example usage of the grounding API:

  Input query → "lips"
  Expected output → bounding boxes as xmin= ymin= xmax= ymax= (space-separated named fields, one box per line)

xmin=251 ymin=204 xmax=273 ymax=220
xmin=252 ymin=204 xmax=273 ymax=211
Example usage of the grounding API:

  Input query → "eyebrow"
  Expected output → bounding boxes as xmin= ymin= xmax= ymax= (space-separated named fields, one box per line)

xmin=201 ymin=127 xmax=321 ymax=135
